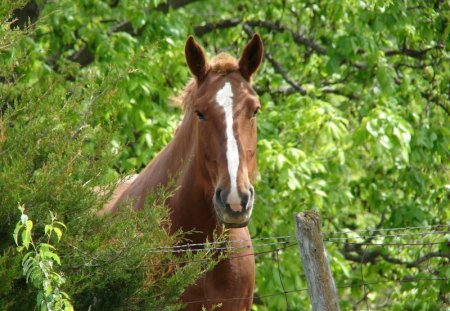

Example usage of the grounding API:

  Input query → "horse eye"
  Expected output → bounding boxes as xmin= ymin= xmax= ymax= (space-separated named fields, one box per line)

xmin=252 ymin=107 xmax=260 ymax=117
xmin=195 ymin=111 xmax=205 ymax=120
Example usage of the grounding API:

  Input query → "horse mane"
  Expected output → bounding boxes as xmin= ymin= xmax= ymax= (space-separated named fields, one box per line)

xmin=172 ymin=53 xmax=239 ymax=110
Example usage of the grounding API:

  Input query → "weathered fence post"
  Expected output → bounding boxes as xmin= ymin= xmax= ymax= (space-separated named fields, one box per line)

xmin=294 ymin=210 xmax=340 ymax=311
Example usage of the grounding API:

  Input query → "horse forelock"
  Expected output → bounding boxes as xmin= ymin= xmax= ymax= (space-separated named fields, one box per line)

xmin=210 ymin=53 xmax=239 ymax=74
xmin=171 ymin=53 xmax=239 ymax=110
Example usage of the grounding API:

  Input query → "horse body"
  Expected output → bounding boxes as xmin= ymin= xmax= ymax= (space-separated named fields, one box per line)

xmin=100 ymin=35 xmax=263 ymax=310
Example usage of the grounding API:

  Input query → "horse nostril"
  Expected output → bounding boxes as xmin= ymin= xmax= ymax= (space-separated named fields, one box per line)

xmin=215 ymin=188 xmax=222 ymax=199
xmin=241 ymin=187 xmax=254 ymax=211
xmin=241 ymin=196 xmax=249 ymax=211
xmin=215 ymin=187 xmax=227 ymax=207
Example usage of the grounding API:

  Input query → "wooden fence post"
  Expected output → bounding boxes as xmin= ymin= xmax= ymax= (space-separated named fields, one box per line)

xmin=294 ymin=210 xmax=340 ymax=311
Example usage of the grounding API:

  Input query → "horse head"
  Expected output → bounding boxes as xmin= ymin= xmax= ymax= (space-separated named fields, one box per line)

xmin=184 ymin=34 xmax=263 ymax=228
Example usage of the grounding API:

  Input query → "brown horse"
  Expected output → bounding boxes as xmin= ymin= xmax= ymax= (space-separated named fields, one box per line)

xmin=99 ymin=34 xmax=263 ymax=310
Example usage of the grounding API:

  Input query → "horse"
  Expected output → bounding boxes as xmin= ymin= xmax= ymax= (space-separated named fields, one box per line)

xmin=99 ymin=34 xmax=264 ymax=310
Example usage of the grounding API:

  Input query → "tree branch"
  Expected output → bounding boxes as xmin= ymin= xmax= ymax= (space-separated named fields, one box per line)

xmin=194 ymin=18 xmax=327 ymax=55
xmin=341 ymin=240 xmax=449 ymax=268
xmin=264 ymin=53 xmax=307 ymax=95
xmin=195 ymin=18 xmax=364 ymax=99
xmin=245 ymin=20 xmax=327 ymax=55
xmin=68 ymin=44 xmax=95 ymax=67
xmin=157 ymin=0 xmax=201 ymax=13
xmin=10 ymin=0 xmax=40 ymax=30
xmin=242 ymin=24 xmax=307 ymax=95
xmin=385 ymin=43 xmax=444 ymax=59
xmin=420 ymin=91 xmax=450 ymax=116
xmin=381 ymin=251 xmax=450 ymax=268
xmin=65 ymin=0 xmax=200 ymax=67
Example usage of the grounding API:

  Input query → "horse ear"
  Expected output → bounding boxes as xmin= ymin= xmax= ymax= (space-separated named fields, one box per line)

xmin=185 ymin=36 xmax=209 ymax=81
xmin=239 ymin=33 xmax=264 ymax=81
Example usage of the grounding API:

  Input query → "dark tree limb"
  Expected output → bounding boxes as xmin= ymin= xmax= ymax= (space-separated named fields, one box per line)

xmin=264 ymin=53 xmax=307 ymax=95
xmin=381 ymin=251 xmax=450 ymax=268
xmin=10 ymin=0 xmax=40 ymax=29
xmin=68 ymin=45 xmax=95 ymax=68
xmin=385 ymin=42 xmax=444 ymax=59
xmin=253 ymin=86 xmax=298 ymax=97
xmin=194 ymin=18 xmax=327 ymax=55
xmin=242 ymin=24 xmax=307 ymax=95
xmin=58 ymin=0 xmax=200 ymax=68
xmin=157 ymin=0 xmax=201 ymax=13
xmin=245 ymin=20 xmax=327 ymax=55
xmin=341 ymin=242 xmax=449 ymax=268
xmin=108 ymin=0 xmax=201 ymax=35
xmin=434 ymin=102 xmax=450 ymax=116
xmin=256 ymin=85 xmax=358 ymax=100
xmin=342 ymin=246 xmax=382 ymax=264
xmin=110 ymin=21 xmax=135 ymax=34
xmin=421 ymin=91 xmax=450 ymax=116
xmin=196 ymin=18 xmax=361 ymax=99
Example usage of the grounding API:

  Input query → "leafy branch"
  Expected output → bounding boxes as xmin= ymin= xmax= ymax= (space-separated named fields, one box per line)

xmin=341 ymin=242 xmax=450 ymax=268
xmin=14 ymin=205 xmax=73 ymax=311
xmin=194 ymin=18 xmax=326 ymax=54
xmin=193 ymin=12 xmax=448 ymax=114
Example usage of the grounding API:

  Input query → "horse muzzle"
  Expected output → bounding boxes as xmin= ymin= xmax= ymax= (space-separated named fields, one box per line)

xmin=213 ymin=186 xmax=254 ymax=228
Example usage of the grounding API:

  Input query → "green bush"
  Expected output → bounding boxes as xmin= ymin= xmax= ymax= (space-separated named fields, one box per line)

xmin=0 ymin=2 xmax=218 ymax=310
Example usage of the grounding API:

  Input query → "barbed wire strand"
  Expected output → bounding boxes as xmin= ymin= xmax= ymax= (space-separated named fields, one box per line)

xmin=143 ymin=224 xmax=449 ymax=251
xmin=324 ymin=230 xmax=449 ymax=241
xmin=145 ymin=242 xmax=299 ymax=267
xmin=324 ymin=224 xmax=448 ymax=235
xmin=325 ymin=241 xmax=447 ymax=246
xmin=144 ymin=230 xmax=448 ymax=253
xmin=147 ymin=240 xmax=293 ymax=253
xmin=178 ymin=277 xmax=449 ymax=305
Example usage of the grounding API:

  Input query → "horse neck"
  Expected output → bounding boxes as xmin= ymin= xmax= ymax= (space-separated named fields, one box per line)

xmin=163 ymin=109 xmax=218 ymax=236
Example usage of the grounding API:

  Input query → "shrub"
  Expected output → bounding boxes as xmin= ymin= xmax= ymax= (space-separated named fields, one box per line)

xmin=0 ymin=2 xmax=218 ymax=310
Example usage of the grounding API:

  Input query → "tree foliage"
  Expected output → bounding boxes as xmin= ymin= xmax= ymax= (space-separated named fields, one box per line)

xmin=1 ymin=0 xmax=449 ymax=310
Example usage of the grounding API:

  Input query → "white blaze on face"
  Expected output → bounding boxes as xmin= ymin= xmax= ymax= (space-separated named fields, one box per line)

xmin=216 ymin=82 xmax=240 ymax=203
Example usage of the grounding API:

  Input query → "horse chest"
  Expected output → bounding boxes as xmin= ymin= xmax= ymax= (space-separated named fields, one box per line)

xmin=182 ymin=251 xmax=255 ymax=310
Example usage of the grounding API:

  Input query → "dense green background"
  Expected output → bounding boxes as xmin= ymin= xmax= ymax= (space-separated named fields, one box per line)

xmin=1 ymin=0 xmax=449 ymax=310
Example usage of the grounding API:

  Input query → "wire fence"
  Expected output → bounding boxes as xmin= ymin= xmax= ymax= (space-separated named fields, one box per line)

xmin=181 ymin=277 xmax=450 ymax=306
xmin=145 ymin=224 xmax=449 ymax=253
xmin=152 ymin=223 xmax=449 ymax=309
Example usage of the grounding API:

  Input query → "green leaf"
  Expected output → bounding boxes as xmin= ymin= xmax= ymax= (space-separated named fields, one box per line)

xmin=54 ymin=221 xmax=67 ymax=229
xmin=44 ymin=225 xmax=52 ymax=236
xmin=21 ymin=229 xmax=31 ymax=249
xmin=287 ymin=169 xmax=300 ymax=190
xmin=36 ymin=291 xmax=43 ymax=306
xmin=53 ymin=227 xmax=63 ymax=242
xmin=25 ymin=265 xmax=39 ymax=284
xmin=13 ymin=223 xmax=22 ymax=246
xmin=49 ymin=252 xmax=61 ymax=265
xmin=26 ymin=220 xmax=33 ymax=231
xmin=38 ymin=243 xmax=56 ymax=251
